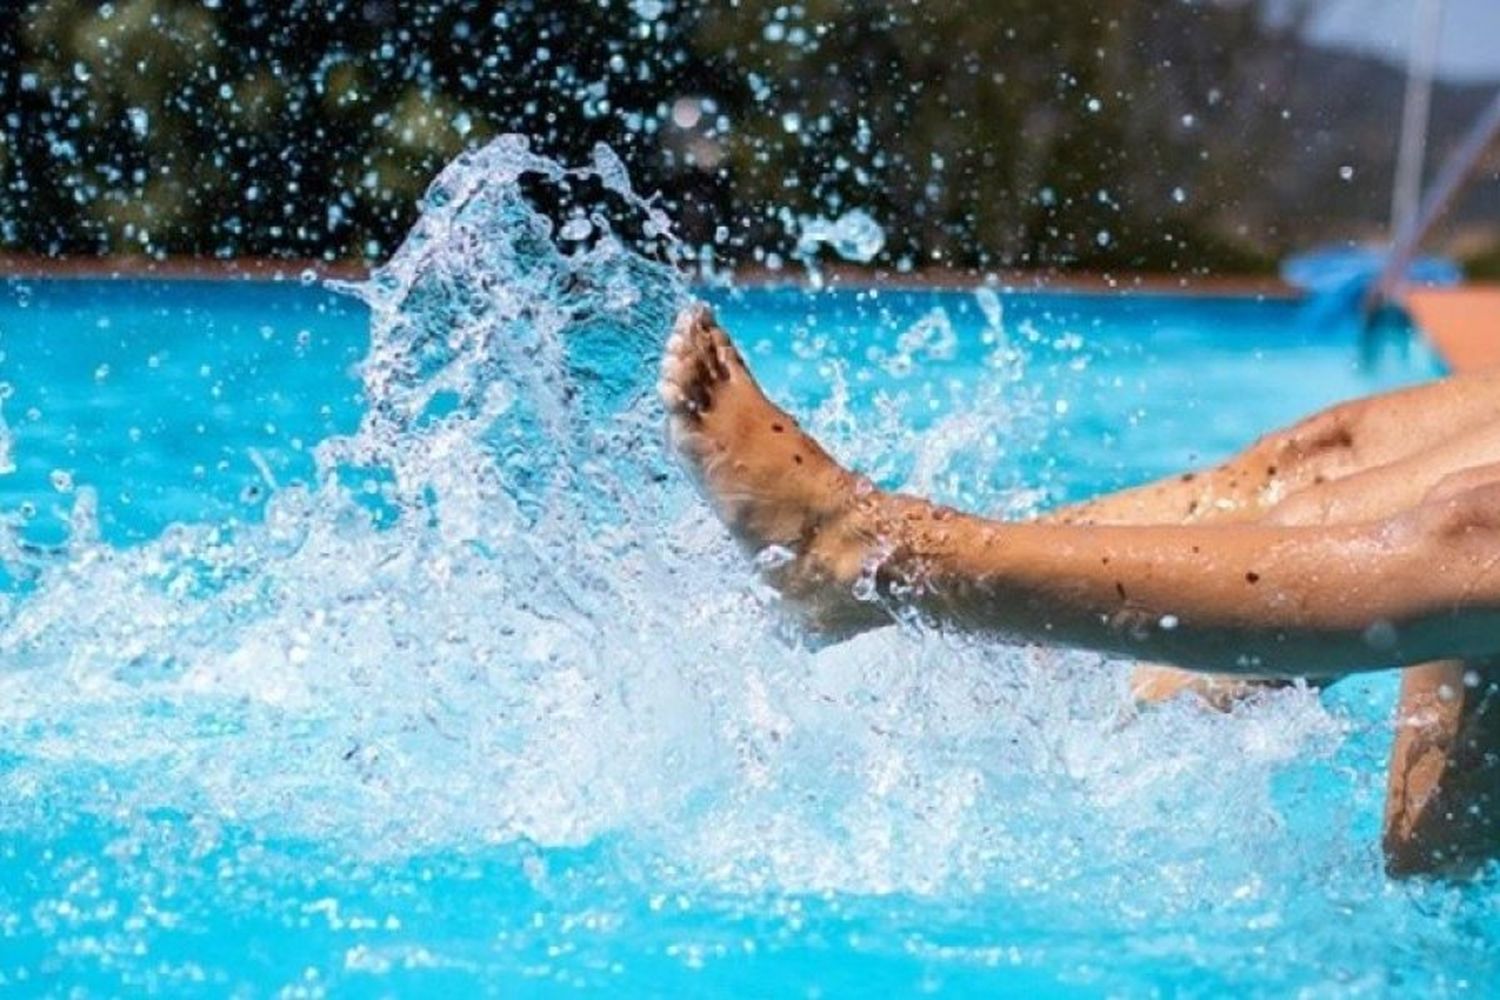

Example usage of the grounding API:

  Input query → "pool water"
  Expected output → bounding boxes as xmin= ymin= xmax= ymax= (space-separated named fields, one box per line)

xmin=0 ymin=281 xmax=1439 ymax=548
xmin=1 ymin=141 xmax=1495 ymax=997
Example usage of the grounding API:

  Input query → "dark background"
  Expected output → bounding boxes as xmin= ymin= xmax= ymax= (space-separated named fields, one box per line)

xmin=2 ymin=0 xmax=1498 ymax=275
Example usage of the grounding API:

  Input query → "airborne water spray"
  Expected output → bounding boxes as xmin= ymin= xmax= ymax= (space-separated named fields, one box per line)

xmin=0 ymin=137 xmax=1346 ymax=915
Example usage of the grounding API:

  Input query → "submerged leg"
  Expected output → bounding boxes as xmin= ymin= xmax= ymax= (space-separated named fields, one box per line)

xmin=1385 ymin=658 xmax=1500 ymax=876
xmin=661 ymin=305 xmax=1500 ymax=674
xmin=1382 ymin=464 xmax=1500 ymax=875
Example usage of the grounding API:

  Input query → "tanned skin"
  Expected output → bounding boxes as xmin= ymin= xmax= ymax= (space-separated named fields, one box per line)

xmin=660 ymin=303 xmax=1500 ymax=875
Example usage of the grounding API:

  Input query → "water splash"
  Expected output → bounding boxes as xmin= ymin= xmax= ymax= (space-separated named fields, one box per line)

xmin=0 ymin=135 xmax=704 ymax=853
xmin=1 ymin=137 xmax=1479 ymax=994
xmin=0 ymin=396 xmax=14 ymax=477
xmin=796 ymin=209 xmax=886 ymax=264
xmin=0 ymin=137 xmax=1344 ymax=875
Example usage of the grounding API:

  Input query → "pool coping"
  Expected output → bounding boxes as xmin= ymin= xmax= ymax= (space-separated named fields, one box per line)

xmin=0 ymin=254 xmax=1297 ymax=299
xmin=7 ymin=254 xmax=1490 ymax=364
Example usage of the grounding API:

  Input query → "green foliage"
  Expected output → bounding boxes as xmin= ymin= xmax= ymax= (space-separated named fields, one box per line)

xmin=1462 ymin=239 xmax=1500 ymax=280
xmin=0 ymin=0 xmax=1318 ymax=271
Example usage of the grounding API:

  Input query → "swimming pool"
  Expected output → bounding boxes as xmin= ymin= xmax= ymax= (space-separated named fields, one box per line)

xmin=1 ymin=144 xmax=1493 ymax=996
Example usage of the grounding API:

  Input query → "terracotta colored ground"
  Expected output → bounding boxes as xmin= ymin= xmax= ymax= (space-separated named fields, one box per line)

xmin=1408 ymin=285 xmax=1500 ymax=370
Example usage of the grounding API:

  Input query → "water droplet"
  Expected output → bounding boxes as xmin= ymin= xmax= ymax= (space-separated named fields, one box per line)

xmin=1362 ymin=620 xmax=1397 ymax=650
xmin=753 ymin=545 xmax=796 ymax=571
xmin=672 ymin=98 xmax=702 ymax=129
xmin=559 ymin=218 xmax=593 ymax=241
xmin=795 ymin=209 xmax=885 ymax=263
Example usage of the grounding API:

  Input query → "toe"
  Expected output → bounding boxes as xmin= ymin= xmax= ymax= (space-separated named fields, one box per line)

xmin=678 ymin=304 xmax=738 ymax=382
xmin=702 ymin=317 xmax=744 ymax=375
xmin=686 ymin=356 xmax=716 ymax=412
xmin=661 ymin=301 xmax=754 ymax=422
xmin=659 ymin=376 xmax=687 ymax=413
xmin=658 ymin=337 xmax=696 ymax=415
xmin=662 ymin=327 xmax=691 ymax=374
xmin=676 ymin=301 xmax=714 ymax=336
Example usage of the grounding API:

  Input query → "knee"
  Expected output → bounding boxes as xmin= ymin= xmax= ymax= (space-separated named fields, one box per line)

xmin=1256 ymin=405 xmax=1363 ymax=475
xmin=1412 ymin=479 xmax=1500 ymax=542
xmin=1424 ymin=463 xmax=1500 ymax=507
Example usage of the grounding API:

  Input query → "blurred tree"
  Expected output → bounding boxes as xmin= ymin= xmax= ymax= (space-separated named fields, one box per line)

xmin=693 ymin=0 xmax=1318 ymax=271
xmin=1 ymin=0 xmax=1484 ymax=274
xmin=1 ymin=0 xmax=724 ymax=261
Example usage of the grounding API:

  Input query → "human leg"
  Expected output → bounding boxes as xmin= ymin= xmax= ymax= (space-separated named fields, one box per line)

xmin=1383 ymin=659 xmax=1500 ymax=876
xmin=1101 ymin=418 xmax=1500 ymax=701
xmin=1050 ymin=365 xmax=1500 ymax=527
xmin=660 ymin=306 xmax=1500 ymax=674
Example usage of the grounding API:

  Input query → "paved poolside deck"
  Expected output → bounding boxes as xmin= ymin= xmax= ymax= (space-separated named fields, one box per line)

xmin=1405 ymin=284 xmax=1500 ymax=370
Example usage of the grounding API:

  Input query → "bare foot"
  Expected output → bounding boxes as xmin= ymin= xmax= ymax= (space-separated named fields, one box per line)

xmin=659 ymin=304 xmax=887 ymax=633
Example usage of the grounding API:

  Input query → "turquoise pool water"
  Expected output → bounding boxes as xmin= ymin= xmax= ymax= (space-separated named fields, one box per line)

xmin=4 ymin=273 xmax=1489 ymax=996
xmin=0 ymin=140 xmax=1493 ymax=996
xmin=0 ymin=280 xmax=1439 ymax=548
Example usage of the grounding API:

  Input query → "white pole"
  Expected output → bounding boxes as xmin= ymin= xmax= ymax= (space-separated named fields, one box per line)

xmin=1390 ymin=0 xmax=1446 ymax=238
xmin=1371 ymin=89 xmax=1500 ymax=307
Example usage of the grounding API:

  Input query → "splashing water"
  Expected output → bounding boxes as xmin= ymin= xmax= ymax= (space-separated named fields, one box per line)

xmin=796 ymin=209 xmax=886 ymax=264
xmin=2 ymin=137 xmax=1497 ymax=992
xmin=0 ymin=135 xmax=729 ymax=855
xmin=0 ymin=397 xmax=14 ymax=478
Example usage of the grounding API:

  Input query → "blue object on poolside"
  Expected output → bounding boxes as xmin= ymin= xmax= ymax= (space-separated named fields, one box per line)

xmin=1282 ymin=245 xmax=1461 ymax=329
xmin=1282 ymin=245 xmax=1462 ymax=319
xmin=1282 ymin=245 xmax=1462 ymax=294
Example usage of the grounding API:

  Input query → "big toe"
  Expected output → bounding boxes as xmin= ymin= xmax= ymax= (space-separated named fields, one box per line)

xmin=659 ymin=303 xmax=729 ymax=416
